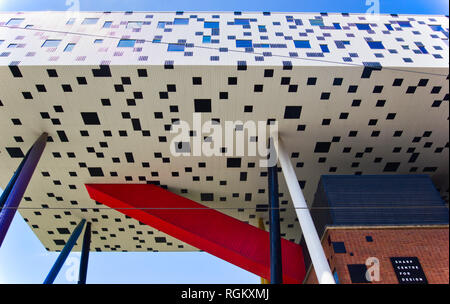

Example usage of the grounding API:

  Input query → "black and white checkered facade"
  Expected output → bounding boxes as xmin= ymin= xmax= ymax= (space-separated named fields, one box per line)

xmin=0 ymin=12 xmax=448 ymax=252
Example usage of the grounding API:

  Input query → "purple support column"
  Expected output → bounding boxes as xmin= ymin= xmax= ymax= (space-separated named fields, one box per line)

xmin=0 ymin=132 xmax=48 ymax=247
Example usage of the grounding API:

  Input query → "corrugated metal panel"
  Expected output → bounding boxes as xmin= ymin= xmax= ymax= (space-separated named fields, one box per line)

xmin=316 ymin=175 xmax=449 ymax=227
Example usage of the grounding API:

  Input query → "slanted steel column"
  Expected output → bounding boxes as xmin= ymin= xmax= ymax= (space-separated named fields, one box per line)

xmin=274 ymin=136 xmax=335 ymax=284
xmin=268 ymin=138 xmax=282 ymax=284
xmin=0 ymin=132 xmax=48 ymax=247
xmin=78 ymin=222 xmax=91 ymax=284
xmin=44 ymin=219 xmax=86 ymax=284
xmin=0 ymin=150 xmax=30 ymax=212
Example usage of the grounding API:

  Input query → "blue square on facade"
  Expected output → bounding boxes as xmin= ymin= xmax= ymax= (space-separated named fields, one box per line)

xmin=167 ymin=43 xmax=185 ymax=51
xmin=117 ymin=39 xmax=136 ymax=47
xmin=320 ymin=44 xmax=329 ymax=53
xmin=6 ymin=18 xmax=24 ymax=26
xmin=204 ymin=21 xmax=219 ymax=29
xmin=366 ymin=236 xmax=373 ymax=242
xmin=42 ymin=40 xmax=61 ymax=47
xmin=356 ymin=23 xmax=371 ymax=30
xmin=430 ymin=25 xmax=443 ymax=32
xmin=174 ymin=18 xmax=189 ymax=25
xmin=309 ymin=19 xmax=324 ymax=26
xmin=294 ymin=40 xmax=311 ymax=48
xmin=234 ymin=18 xmax=250 ymax=25
xmin=367 ymin=41 xmax=385 ymax=49
xmin=398 ymin=21 xmax=412 ymax=27
xmin=82 ymin=18 xmax=99 ymax=25
xmin=236 ymin=40 xmax=252 ymax=48
xmin=332 ymin=242 xmax=347 ymax=253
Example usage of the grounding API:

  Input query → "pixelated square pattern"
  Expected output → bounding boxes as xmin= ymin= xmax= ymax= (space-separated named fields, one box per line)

xmin=0 ymin=12 xmax=448 ymax=252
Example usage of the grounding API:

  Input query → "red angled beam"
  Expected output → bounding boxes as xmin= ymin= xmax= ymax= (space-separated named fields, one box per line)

xmin=85 ymin=184 xmax=306 ymax=283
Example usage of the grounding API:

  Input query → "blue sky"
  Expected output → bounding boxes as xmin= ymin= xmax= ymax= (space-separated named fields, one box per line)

xmin=0 ymin=0 xmax=448 ymax=284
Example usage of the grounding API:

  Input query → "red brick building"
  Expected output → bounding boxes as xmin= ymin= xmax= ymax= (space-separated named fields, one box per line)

xmin=305 ymin=226 xmax=449 ymax=284
xmin=302 ymin=175 xmax=449 ymax=284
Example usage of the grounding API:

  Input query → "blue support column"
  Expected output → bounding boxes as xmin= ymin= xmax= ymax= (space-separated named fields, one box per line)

xmin=44 ymin=219 xmax=86 ymax=284
xmin=78 ymin=222 xmax=91 ymax=284
xmin=0 ymin=149 xmax=30 ymax=211
xmin=268 ymin=141 xmax=283 ymax=284
xmin=0 ymin=133 xmax=48 ymax=247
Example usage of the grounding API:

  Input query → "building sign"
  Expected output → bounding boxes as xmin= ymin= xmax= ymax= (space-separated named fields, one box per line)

xmin=390 ymin=257 xmax=428 ymax=284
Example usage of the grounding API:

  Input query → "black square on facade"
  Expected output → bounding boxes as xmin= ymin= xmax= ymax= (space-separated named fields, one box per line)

xmin=54 ymin=105 xmax=63 ymax=112
xmin=418 ymin=79 xmax=429 ymax=87
xmin=386 ymin=113 xmax=396 ymax=120
xmin=321 ymin=92 xmax=330 ymax=100
xmin=121 ymin=77 xmax=131 ymax=85
xmin=228 ymin=77 xmax=237 ymax=85
xmin=366 ymin=236 xmax=373 ymax=242
xmin=288 ymin=85 xmax=298 ymax=92
xmin=9 ymin=65 xmax=22 ymax=77
xmin=193 ymin=77 xmax=202 ymax=85
xmin=284 ymin=106 xmax=302 ymax=119
xmin=36 ymin=84 xmax=47 ymax=92
xmin=219 ymin=92 xmax=228 ymax=99
xmin=77 ymin=77 xmax=87 ymax=85
xmin=138 ymin=69 xmax=147 ymax=77
xmin=57 ymin=228 xmax=70 ymax=234
xmin=227 ymin=158 xmax=241 ymax=168
xmin=237 ymin=61 xmax=247 ymax=70
xmin=349 ymin=100 xmax=361 ymax=108
xmin=81 ymin=112 xmax=100 ymax=125
xmin=314 ymin=142 xmax=331 ymax=153
xmin=155 ymin=237 xmax=167 ymax=243
xmin=254 ymin=84 xmax=263 ymax=92
xmin=347 ymin=264 xmax=371 ymax=283
xmin=281 ymin=77 xmax=290 ymax=85
xmin=332 ymin=242 xmax=346 ymax=253
xmin=88 ymin=167 xmax=104 ymax=177
xmin=22 ymin=92 xmax=33 ymax=99
xmin=406 ymin=86 xmax=417 ymax=94
xmin=368 ymin=119 xmax=378 ymax=126
xmin=47 ymin=69 xmax=58 ymax=77
xmin=339 ymin=113 xmax=349 ymax=119
xmin=244 ymin=105 xmax=253 ymax=112
xmin=393 ymin=78 xmax=403 ymax=86
xmin=373 ymin=85 xmax=383 ymax=93
xmin=376 ymin=100 xmax=386 ymax=107
xmin=101 ymin=98 xmax=111 ymax=106
xmin=431 ymin=86 xmax=441 ymax=94
xmin=54 ymin=239 xmax=66 ymax=245
xmin=6 ymin=147 xmax=24 ymax=158
xmin=62 ymin=84 xmax=72 ymax=92
xmin=307 ymin=77 xmax=317 ymax=85
xmin=384 ymin=162 xmax=400 ymax=172
xmin=333 ymin=78 xmax=343 ymax=86
xmin=264 ymin=69 xmax=274 ymax=77
xmin=194 ymin=99 xmax=212 ymax=112
xmin=201 ymin=193 xmax=214 ymax=201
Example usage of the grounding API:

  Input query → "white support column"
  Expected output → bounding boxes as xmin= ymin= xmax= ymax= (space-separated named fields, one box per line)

xmin=274 ymin=136 xmax=335 ymax=284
